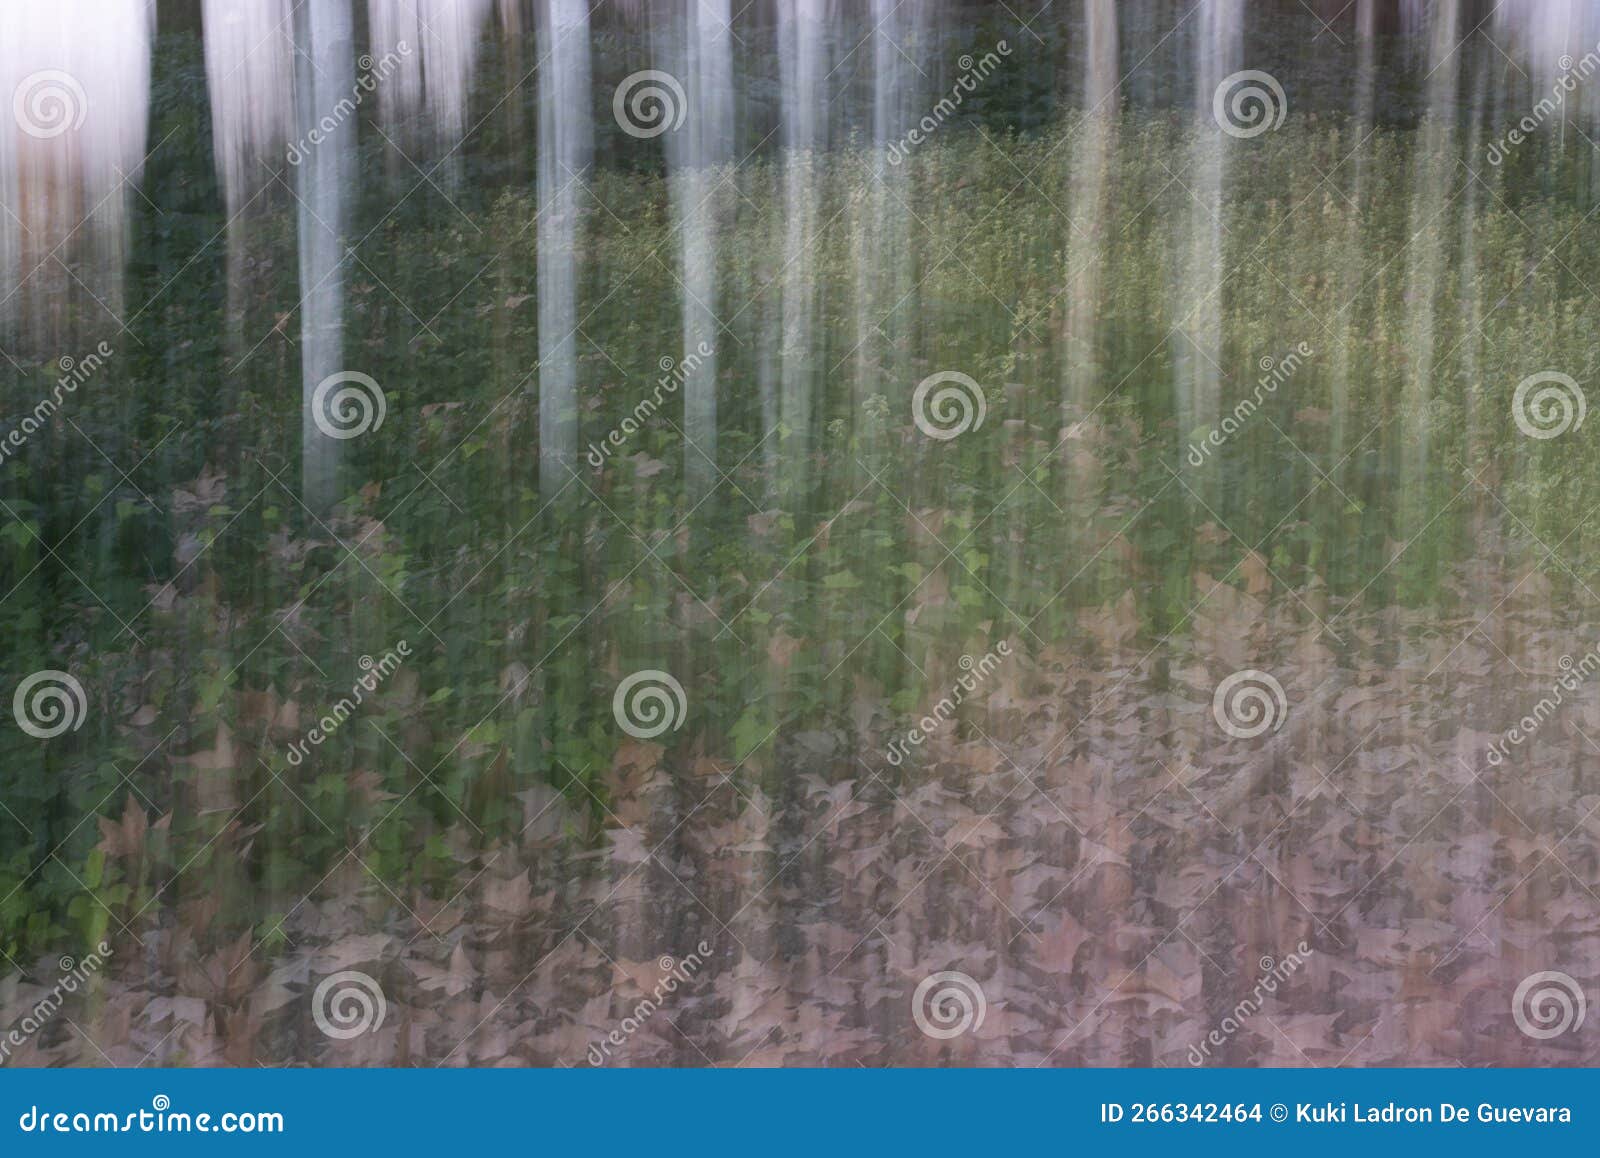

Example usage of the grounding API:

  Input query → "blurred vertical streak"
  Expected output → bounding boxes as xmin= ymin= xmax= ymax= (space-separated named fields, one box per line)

xmin=530 ymin=0 xmax=593 ymax=1025
xmin=1400 ymin=0 xmax=1458 ymax=521
xmin=535 ymin=0 xmax=591 ymax=499
xmin=1493 ymin=0 xmax=1594 ymax=151
xmin=0 ymin=0 xmax=152 ymax=349
xmin=1329 ymin=0 xmax=1377 ymax=465
xmin=1063 ymin=0 xmax=1119 ymax=444
xmin=1174 ymin=0 xmax=1241 ymax=444
xmin=293 ymin=0 xmax=355 ymax=512
xmin=1171 ymin=0 xmax=1242 ymax=1070
xmin=773 ymin=0 xmax=831 ymax=1027
xmin=850 ymin=0 xmax=914 ymax=431
xmin=776 ymin=0 xmax=830 ymax=496
xmin=666 ymin=0 xmax=734 ymax=503
xmin=201 ymin=0 xmax=294 ymax=347
xmin=367 ymin=0 xmax=496 ymax=186
xmin=496 ymin=0 xmax=531 ymax=186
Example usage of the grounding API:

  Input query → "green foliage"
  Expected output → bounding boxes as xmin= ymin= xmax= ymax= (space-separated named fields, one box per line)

xmin=5 ymin=45 xmax=1600 ymax=965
